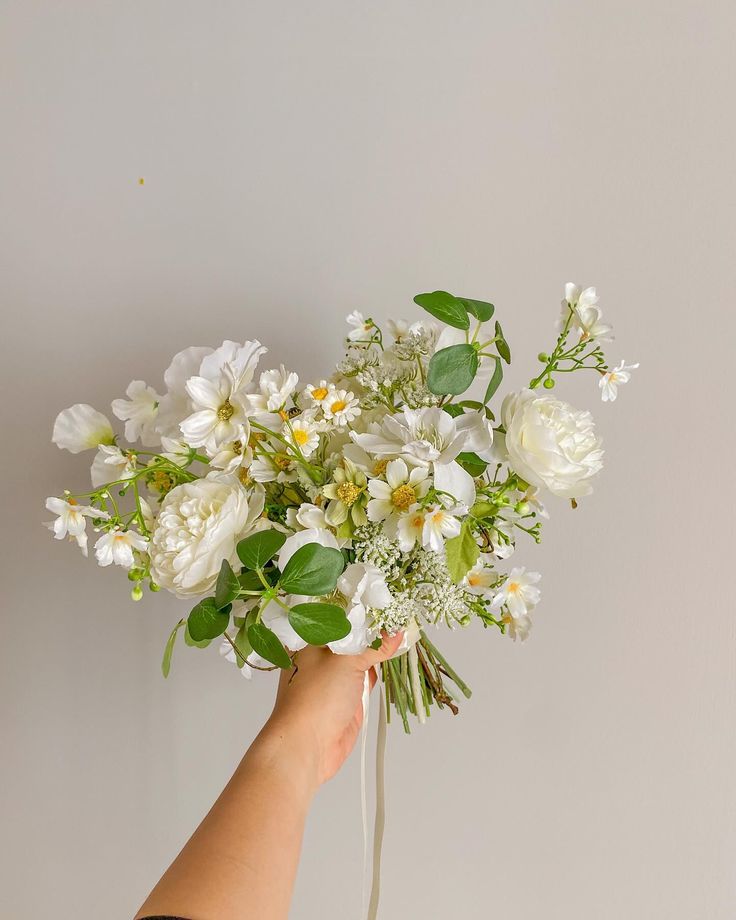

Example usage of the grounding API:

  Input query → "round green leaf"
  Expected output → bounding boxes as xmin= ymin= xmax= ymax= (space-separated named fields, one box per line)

xmin=427 ymin=344 xmax=479 ymax=395
xmin=247 ymin=622 xmax=292 ymax=669
xmin=237 ymin=530 xmax=287 ymax=570
xmin=279 ymin=544 xmax=345 ymax=596
xmin=288 ymin=603 xmax=351 ymax=645
xmin=457 ymin=297 xmax=495 ymax=322
xmin=457 ymin=451 xmax=488 ymax=477
xmin=445 ymin=522 xmax=480 ymax=584
xmin=413 ymin=291 xmax=470 ymax=330
xmin=215 ymin=559 xmax=240 ymax=608
xmin=188 ymin=597 xmax=231 ymax=642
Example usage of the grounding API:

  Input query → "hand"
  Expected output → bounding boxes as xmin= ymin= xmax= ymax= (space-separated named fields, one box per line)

xmin=254 ymin=633 xmax=405 ymax=790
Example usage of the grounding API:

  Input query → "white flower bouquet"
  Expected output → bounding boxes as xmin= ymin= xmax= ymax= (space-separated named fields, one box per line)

xmin=46 ymin=285 xmax=636 ymax=729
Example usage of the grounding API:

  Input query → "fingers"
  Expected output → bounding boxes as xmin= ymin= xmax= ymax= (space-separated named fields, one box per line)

xmin=355 ymin=631 xmax=405 ymax=672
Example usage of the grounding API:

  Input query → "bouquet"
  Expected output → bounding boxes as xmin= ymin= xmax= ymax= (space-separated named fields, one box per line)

xmin=45 ymin=285 xmax=636 ymax=730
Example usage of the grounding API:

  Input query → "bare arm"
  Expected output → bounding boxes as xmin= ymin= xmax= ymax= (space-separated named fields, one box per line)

xmin=134 ymin=634 xmax=403 ymax=920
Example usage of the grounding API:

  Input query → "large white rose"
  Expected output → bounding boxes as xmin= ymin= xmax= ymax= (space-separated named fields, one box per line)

xmin=150 ymin=474 xmax=265 ymax=597
xmin=501 ymin=389 xmax=603 ymax=499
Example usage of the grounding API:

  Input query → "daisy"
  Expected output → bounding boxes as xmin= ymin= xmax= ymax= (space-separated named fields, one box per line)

xmin=421 ymin=504 xmax=463 ymax=553
xmin=366 ymin=459 xmax=430 ymax=531
xmin=490 ymin=567 xmax=541 ymax=619
xmin=322 ymin=389 xmax=361 ymax=427
xmin=286 ymin=416 xmax=320 ymax=458
xmin=111 ymin=380 xmax=161 ymax=446
xmin=304 ymin=380 xmax=333 ymax=407
xmin=45 ymin=497 xmax=109 ymax=557
xmin=346 ymin=310 xmax=375 ymax=342
xmin=94 ymin=528 xmax=148 ymax=568
xmin=599 ymin=360 xmax=639 ymax=402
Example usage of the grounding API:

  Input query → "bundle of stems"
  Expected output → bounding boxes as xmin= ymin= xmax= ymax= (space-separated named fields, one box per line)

xmin=381 ymin=630 xmax=472 ymax=733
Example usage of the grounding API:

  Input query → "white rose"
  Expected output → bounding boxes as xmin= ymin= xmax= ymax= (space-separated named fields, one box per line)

xmin=501 ymin=389 xmax=603 ymax=498
xmin=150 ymin=474 xmax=265 ymax=597
xmin=328 ymin=563 xmax=392 ymax=655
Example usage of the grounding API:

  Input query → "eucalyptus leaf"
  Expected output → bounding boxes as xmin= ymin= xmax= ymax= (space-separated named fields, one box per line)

xmin=239 ymin=570 xmax=266 ymax=592
xmin=495 ymin=321 xmax=511 ymax=364
xmin=184 ymin=623 xmax=212 ymax=648
xmin=457 ymin=451 xmax=488 ymax=477
xmin=470 ymin=500 xmax=497 ymax=519
xmin=413 ymin=291 xmax=470 ymax=330
xmin=442 ymin=403 xmax=465 ymax=418
xmin=288 ymin=603 xmax=352 ymax=645
xmin=237 ymin=530 xmax=287 ymax=570
xmin=458 ymin=297 xmax=495 ymax=322
xmin=161 ymin=619 xmax=185 ymax=678
xmin=445 ymin=523 xmax=480 ymax=584
xmin=483 ymin=357 xmax=503 ymax=404
xmin=187 ymin=597 xmax=231 ymax=642
xmin=232 ymin=620 xmax=253 ymax=666
xmin=427 ymin=344 xmax=478 ymax=396
xmin=279 ymin=543 xmax=345 ymax=596
xmin=247 ymin=622 xmax=291 ymax=669
xmin=215 ymin=559 xmax=240 ymax=608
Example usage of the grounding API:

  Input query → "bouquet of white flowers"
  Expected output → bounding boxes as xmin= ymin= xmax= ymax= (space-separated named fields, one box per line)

xmin=45 ymin=285 xmax=636 ymax=729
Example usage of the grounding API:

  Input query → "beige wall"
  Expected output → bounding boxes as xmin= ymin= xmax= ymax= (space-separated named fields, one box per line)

xmin=2 ymin=2 xmax=735 ymax=918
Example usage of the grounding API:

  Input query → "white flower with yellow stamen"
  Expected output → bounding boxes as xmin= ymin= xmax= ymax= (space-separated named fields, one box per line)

xmin=44 ymin=497 xmax=109 ymax=557
xmin=490 ymin=567 xmax=541 ymax=619
xmin=94 ymin=528 xmax=148 ymax=568
xmin=366 ymin=459 xmax=430 ymax=534
xmin=599 ymin=359 xmax=639 ymax=403
xmin=463 ymin=554 xmax=497 ymax=596
xmin=396 ymin=506 xmax=426 ymax=553
xmin=286 ymin=415 xmax=319 ymax=458
xmin=346 ymin=310 xmax=374 ymax=342
xmin=322 ymin=389 xmax=361 ymax=427
xmin=304 ymin=380 xmax=332 ymax=407
xmin=180 ymin=365 xmax=252 ymax=454
xmin=421 ymin=504 xmax=463 ymax=553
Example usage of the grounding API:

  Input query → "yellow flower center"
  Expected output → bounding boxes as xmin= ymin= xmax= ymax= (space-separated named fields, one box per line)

xmin=232 ymin=440 xmax=243 ymax=455
xmin=410 ymin=513 xmax=424 ymax=528
xmin=217 ymin=399 xmax=234 ymax=421
xmin=312 ymin=386 xmax=329 ymax=401
xmin=391 ymin=484 xmax=415 ymax=511
xmin=330 ymin=399 xmax=347 ymax=414
xmin=337 ymin=482 xmax=361 ymax=507
xmin=293 ymin=428 xmax=309 ymax=446
xmin=373 ymin=459 xmax=389 ymax=476
xmin=508 ymin=581 xmax=520 ymax=594
xmin=432 ymin=511 xmax=445 ymax=524
xmin=238 ymin=468 xmax=253 ymax=487
xmin=468 ymin=574 xmax=481 ymax=586
xmin=274 ymin=454 xmax=291 ymax=471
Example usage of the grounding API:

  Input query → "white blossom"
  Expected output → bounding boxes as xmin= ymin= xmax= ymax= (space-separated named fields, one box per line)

xmin=346 ymin=310 xmax=374 ymax=342
xmin=322 ymin=389 xmax=361 ymax=427
xmin=52 ymin=404 xmax=114 ymax=454
xmin=329 ymin=563 xmax=392 ymax=655
xmin=94 ymin=528 xmax=148 ymax=568
xmin=111 ymin=380 xmax=161 ymax=446
xmin=421 ymin=505 xmax=463 ymax=553
xmin=599 ymin=360 xmax=639 ymax=403
xmin=45 ymin=497 xmax=108 ymax=556
xmin=366 ymin=459 xmax=430 ymax=533
xmin=247 ymin=365 xmax=299 ymax=414
xmin=490 ymin=567 xmax=541 ymax=619
xmin=90 ymin=444 xmax=137 ymax=488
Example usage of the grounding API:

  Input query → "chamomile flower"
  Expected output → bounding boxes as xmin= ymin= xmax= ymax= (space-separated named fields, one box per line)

xmin=322 ymin=389 xmax=361 ymax=427
xmin=366 ymin=459 xmax=430 ymax=532
xmin=286 ymin=416 xmax=320 ymax=457
xmin=94 ymin=528 xmax=148 ymax=568
xmin=599 ymin=360 xmax=639 ymax=403
xmin=304 ymin=380 xmax=333 ymax=407
xmin=346 ymin=310 xmax=375 ymax=342
xmin=490 ymin=567 xmax=541 ymax=619
xmin=45 ymin=497 xmax=109 ymax=557
xmin=421 ymin=504 xmax=463 ymax=553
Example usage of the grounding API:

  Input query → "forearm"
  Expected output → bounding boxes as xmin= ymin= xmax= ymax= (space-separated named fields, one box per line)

xmin=135 ymin=723 xmax=318 ymax=920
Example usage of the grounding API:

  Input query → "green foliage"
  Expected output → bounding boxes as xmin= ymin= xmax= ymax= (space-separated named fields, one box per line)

xmin=279 ymin=544 xmax=345 ymax=596
xmin=288 ymin=603 xmax=352 ymax=645
xmin=247 ymin=622 xmax=291 ymax=669
xmin=445 ymin=522 xmax=480 ymax=584
xmin=161 ymin=619 xmax=185 ymax=678
xmin=232 ymin=619 xmax=253 ymax=666
xmin=414 ymin=291 xmax=470 ymax=330
xmin=457 ymin=297 xmax=495 ymax=322
xmin=427 ymin=344 xmax=478 ymax=396
xmin=237 ymin=529 xmax=287 ymax=570
xmin=239 ymin=570 xmax=267 ymax=591
xmin=184 ymin=622 xmax=211 ymax=648
xmin=470 ymin=500 xmax=496 ymax=519
xmin=495 ymin=321 xmax=511 ymax=364
xmin=214 ymin=559 xmax=240 ymax=608
xmin=188 ymin=597 xmax=231 ymax=642
xmin=483 ymin=357 xmax=504 ymax=404
xmin=456 ymin=452 xmax=488 ymax=477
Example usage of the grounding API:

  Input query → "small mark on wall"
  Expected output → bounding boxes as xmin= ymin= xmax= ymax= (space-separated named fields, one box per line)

xmin=138 ymin=177 xmax=145 ymax=186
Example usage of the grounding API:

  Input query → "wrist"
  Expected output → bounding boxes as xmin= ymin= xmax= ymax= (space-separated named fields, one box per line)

xmin=244 ymin=717 xmax=321 ymax=802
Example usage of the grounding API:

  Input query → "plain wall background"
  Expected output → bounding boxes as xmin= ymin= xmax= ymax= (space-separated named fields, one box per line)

xmin=2 ymin=2 xmax=735 ymax=918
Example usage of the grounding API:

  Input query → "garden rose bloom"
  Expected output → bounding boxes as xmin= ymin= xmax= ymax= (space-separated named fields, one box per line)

xmin=150 ymin=474 xmax=265 ymax=597
xmin=501 ymin=389 xmax=603 ymax=498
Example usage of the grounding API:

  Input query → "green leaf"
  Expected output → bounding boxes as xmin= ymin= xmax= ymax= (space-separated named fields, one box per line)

xmin=232 ymin=619 xmax=253 ymax=666
xmin=187 ymin=597 xmax=231 ymax=642
xmin=237 ymin=530 xmax=287 ymax=570
xmin=279 ymin=543 xmax=345 ymax=596
xmin=457 ymin=297 xmax=494 ymax=322
xmin=470 ymin=500 xmax=496 ymax=519
xmin=483 ymin=357 xmax=503 ymax=404
xmin=495 ymin=321 xmax=511 ymax=364
xmin=442 ymin=403 xmax=465 ymax=418
xmin=239 ymin=570 xmax=267 ymax=591
xmin=413 ymin=291 xmax=470 ymax=330
xmin=427 ymin=344 xmax=479 ymax=396
xmin=288 ymin=603 xmax=352 ymax=645
xmin=161 ymin=619 xmax=185 ymax=678
xmin=215 ymin=559 xmax=240 ymax=608
xmin=445 ymin=522 xmax=480 ymax=584
xmin=247 ymin=622 xmax=292 ymax=669
xmin=370 ymin=636 xmax=383 ymax=650
xmin=184 ymin=623 xmax=212 ymax=648
xmin=457 ymin=451 xmax=488 ymax=477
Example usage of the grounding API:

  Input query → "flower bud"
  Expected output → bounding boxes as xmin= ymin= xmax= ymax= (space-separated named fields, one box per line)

xmin=543 ymin=377 xmax=555 ymax=389
xmin=515 ymin=501 xmax=531 ymax=515
xmin=149 ymin=581 xmax=160 ymax=592
xmin=131 ymin=584 xmax=144 ymax=602
xmin=537 ymin=352 xmax=549 ymax=362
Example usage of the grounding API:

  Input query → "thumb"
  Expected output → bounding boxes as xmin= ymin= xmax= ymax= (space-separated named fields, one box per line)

xmin=355 ymin=631 xmax=405 ymax=672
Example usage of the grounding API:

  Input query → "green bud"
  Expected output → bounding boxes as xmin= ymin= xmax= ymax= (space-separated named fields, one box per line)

xmin=128 ymin=567 xmax=146 ymax=582
xmin=543 ymin=377 xmax=555 ymax=389
xmin=515 ymin=501 xmax=531 ymax=515
xmin=149 ymin=581 xmax=160 ymax=592
xmin=537 ymin=352 xmax=549 ymax=362
xmin=131 ymin=584 xmax=144 ymax=602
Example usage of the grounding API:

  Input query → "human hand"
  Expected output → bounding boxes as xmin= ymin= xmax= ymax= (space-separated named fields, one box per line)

xmin=252 ymin=634 xmax=404 ymax=791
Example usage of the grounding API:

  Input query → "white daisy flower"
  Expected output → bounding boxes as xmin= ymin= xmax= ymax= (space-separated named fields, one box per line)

xmin=346 ymin=310 xmax=374 ymax=342
xmin=490 ymin=567 xmax=541 ymax=619
xmin=304 ymin=380 xmax=332 ymax=407
xmin=45 ymin=497 xmax=109 ymax=557
xmin=180 ymin=365 xmax=251 ymax=453
xmin=322 ymin=389 xmax=361 ymax=427
xmin=111 ymin=380 xmax=161 ymax=446
xmin=286 ymin=416 xmax=320 ymax=458
xmin=599 ymin=360 xmax=639 ymax=403
xmin=366 ymin=459 xmax=430 ymax=533
xmin=94 ymin=528 xmax=148 ymax=568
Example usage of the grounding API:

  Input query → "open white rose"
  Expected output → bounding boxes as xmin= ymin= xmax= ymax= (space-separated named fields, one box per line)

xmin=149 ymin=474 xmax=265 ymax=597
xmin=501 ymin=389 xmax=603 ymax=498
